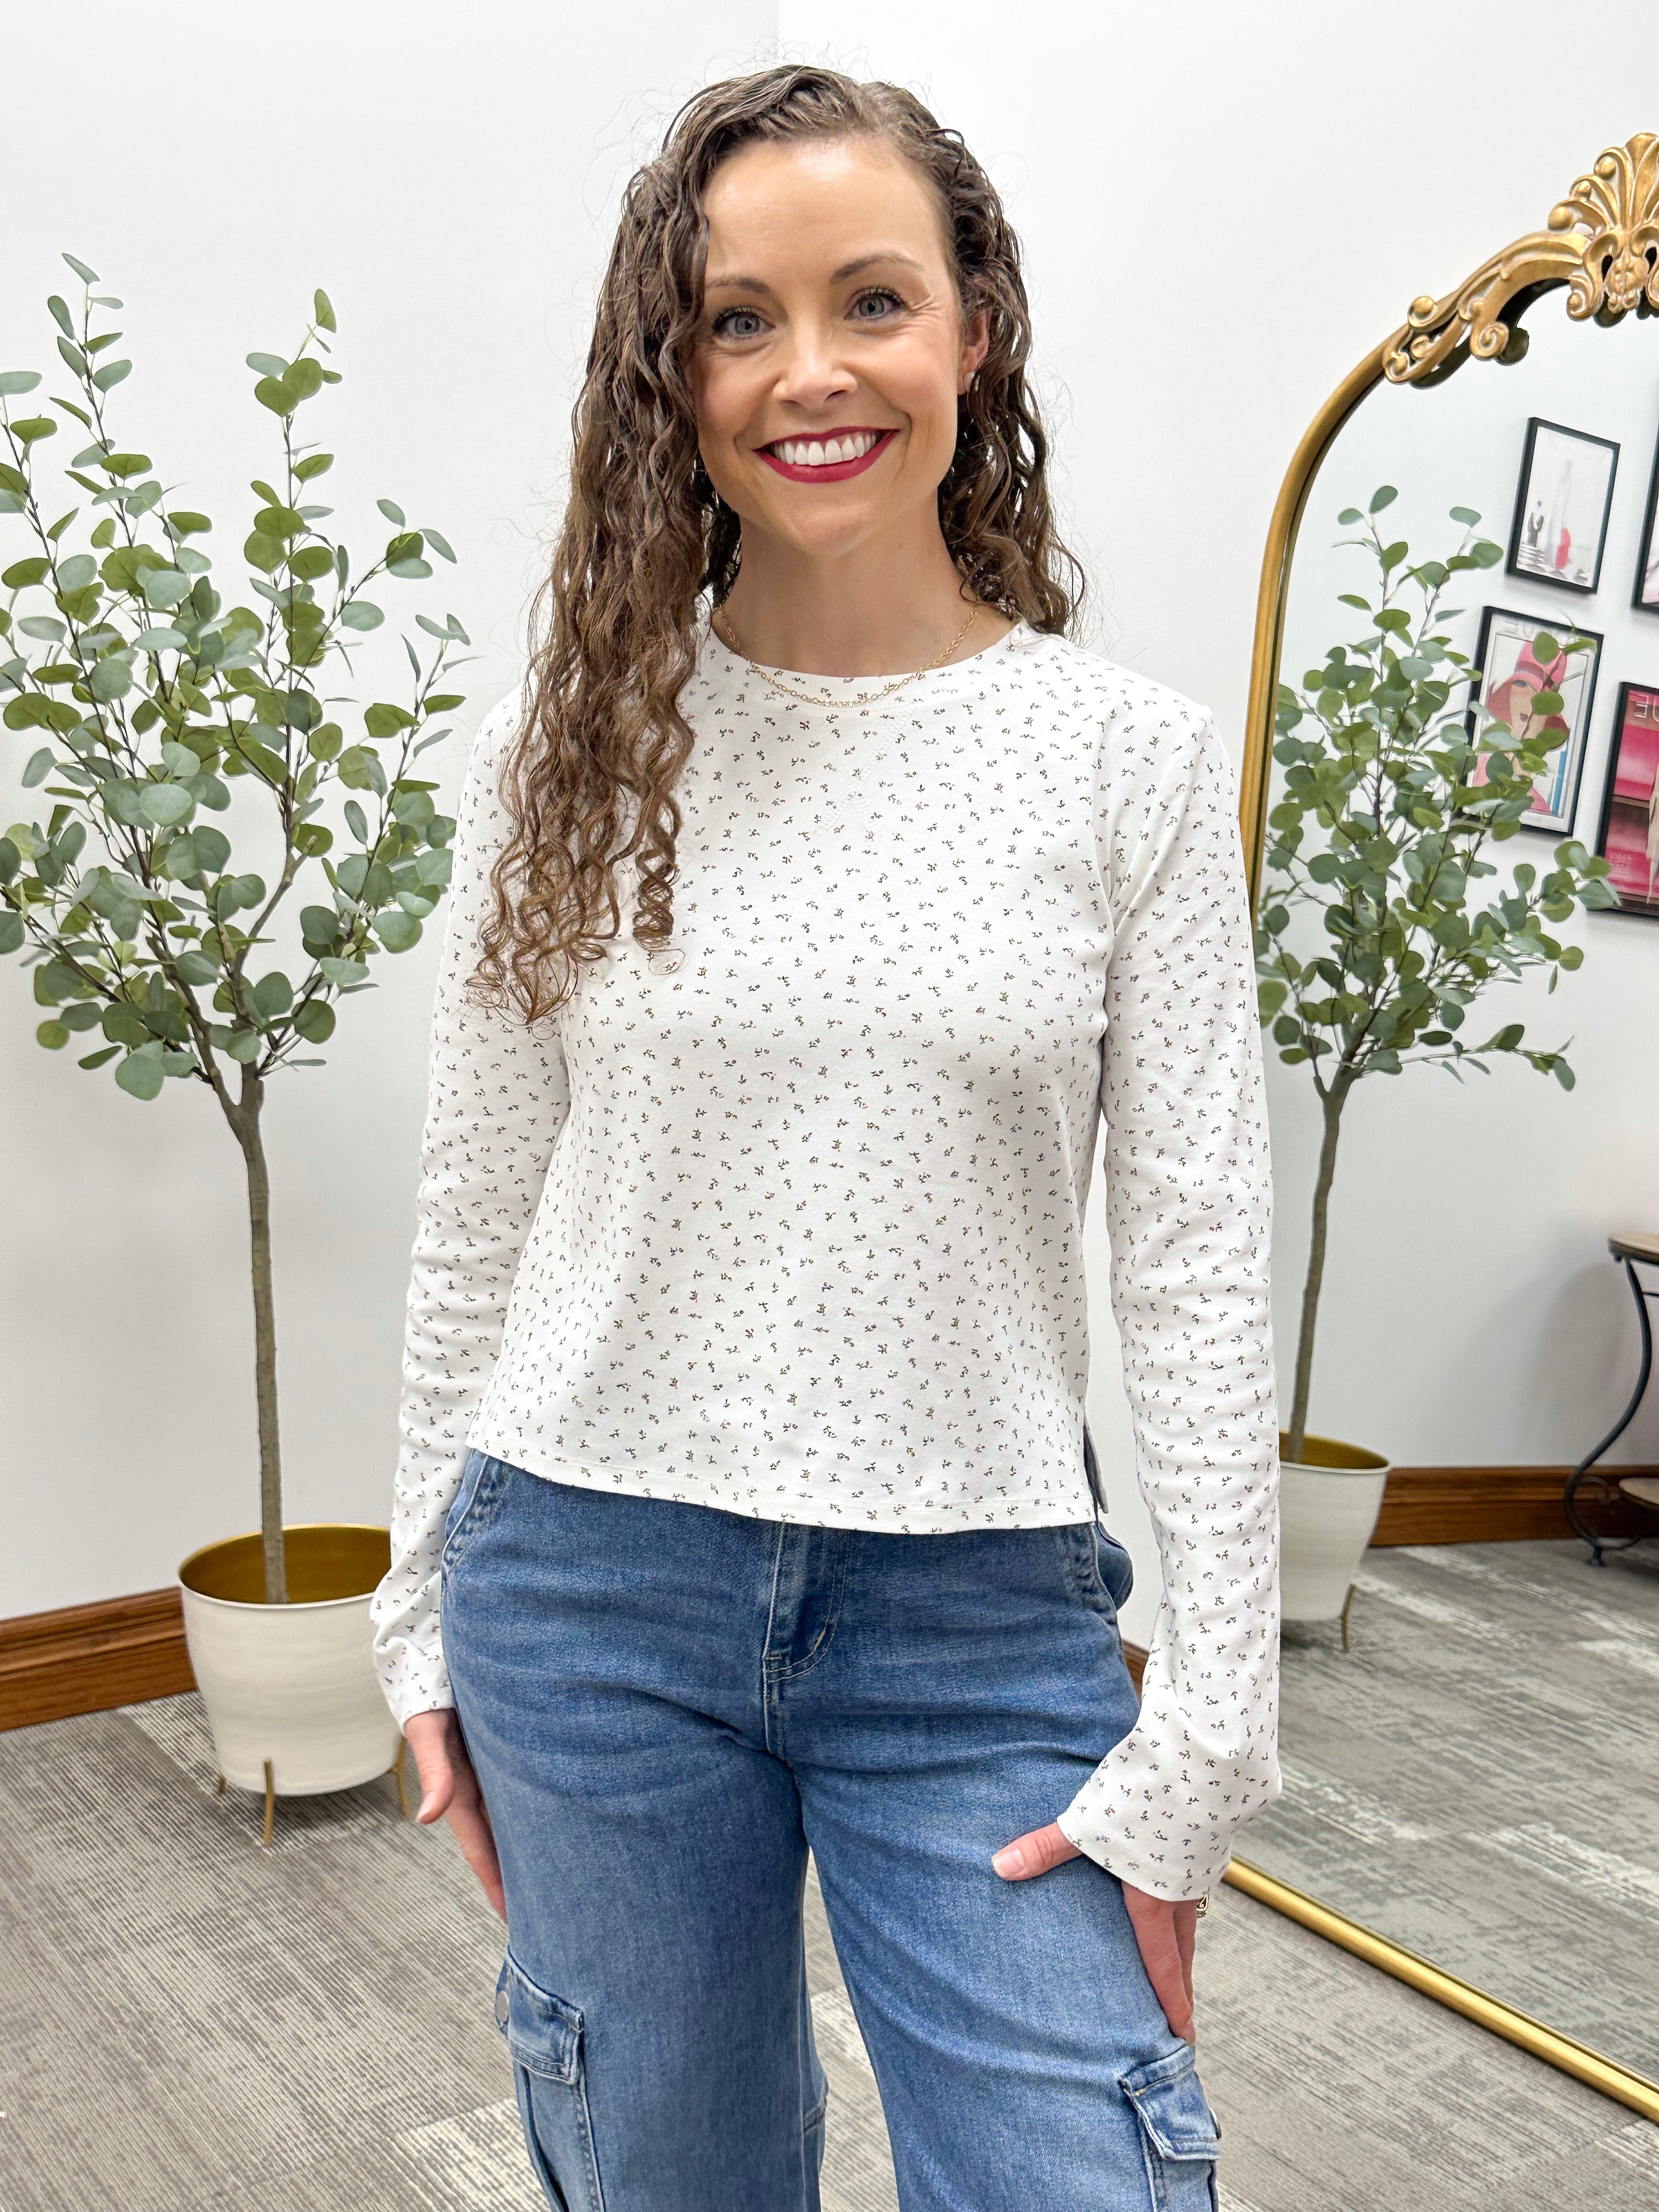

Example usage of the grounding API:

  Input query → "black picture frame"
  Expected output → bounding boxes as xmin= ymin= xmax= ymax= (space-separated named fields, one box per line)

xmin=1505 ymin=416 xmax=1620 ymax=596
xmin=1465 ymin=603 xmax=1603 ymax=836
xmin=1591 ymin=681 xmax=1659 ymax=920
xmin=1634 ymin=432 xmax=1659 ymax=614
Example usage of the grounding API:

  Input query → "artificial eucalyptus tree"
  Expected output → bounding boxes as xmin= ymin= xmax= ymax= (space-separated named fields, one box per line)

xmin=1257 ymin=487 xmax=1617 ymax=1465
xmin=0 ymin=256 xmax=471 ymax=1601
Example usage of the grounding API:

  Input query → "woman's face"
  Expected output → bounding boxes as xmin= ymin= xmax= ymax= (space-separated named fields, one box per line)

xmin=690 ymin=136 xmax=987 ymax=563
xmin=1508 ymin=681 xmax=1541 ymax=741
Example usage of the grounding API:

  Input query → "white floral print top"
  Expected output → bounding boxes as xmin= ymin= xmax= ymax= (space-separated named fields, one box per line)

xmin=371 ymin=618 xmax=1280 ymax=1901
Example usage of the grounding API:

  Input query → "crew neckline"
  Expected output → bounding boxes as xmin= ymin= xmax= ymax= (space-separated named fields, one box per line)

xmin=703 ymin=612 xmax=1033 ymax=692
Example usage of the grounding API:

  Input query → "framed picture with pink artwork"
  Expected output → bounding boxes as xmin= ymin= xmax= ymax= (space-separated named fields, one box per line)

xmin=1465 ymin=605 xmax=1602 ymax=836
xmin=1506 ymin=417 xmax=1620 ymax=596
xmin=1591 ymin=682 xmax=1659 ymax=919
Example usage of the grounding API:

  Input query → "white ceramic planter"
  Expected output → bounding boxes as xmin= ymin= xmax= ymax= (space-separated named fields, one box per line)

xmin=1279 ymin=1432 xmax=1391 ymax=1629
xmin=178 ymin=1525 xmax=399 ymax=1796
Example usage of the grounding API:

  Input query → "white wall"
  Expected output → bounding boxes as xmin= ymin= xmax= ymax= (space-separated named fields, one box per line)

xmin=5 ymin=1 xmax=1657 ymax=1625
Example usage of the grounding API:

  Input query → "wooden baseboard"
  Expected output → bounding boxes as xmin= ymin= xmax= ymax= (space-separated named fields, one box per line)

xmin=0 ymin=1588 xmax=195 ymax=1732
xmin=1370 ymin=1464 xmax=1655 ymax=1547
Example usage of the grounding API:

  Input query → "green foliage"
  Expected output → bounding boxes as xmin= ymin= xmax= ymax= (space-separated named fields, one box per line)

xmin=0 ymin=254 xmax=474 ymax=1102
xmin=1257 ymin=492 xmax=1617 ymax=1105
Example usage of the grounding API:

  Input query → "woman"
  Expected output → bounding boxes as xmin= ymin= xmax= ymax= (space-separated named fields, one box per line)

xmin=1482 ymin=636 xmax=1571 ymax=818
xmin=373 ymin=64 xmax=1278 ymax=2212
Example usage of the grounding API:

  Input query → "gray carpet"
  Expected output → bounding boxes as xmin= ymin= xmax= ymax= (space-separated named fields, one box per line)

xmin=1244 ymin=1537 xmax=1659 ymax=2081
xmin=0 ymin=1690 xmax=1653 ymax=2210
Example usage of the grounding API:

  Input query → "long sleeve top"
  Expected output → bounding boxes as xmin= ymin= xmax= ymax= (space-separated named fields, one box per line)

xmin=370 ymin=617 xmax=1280 ymax=1901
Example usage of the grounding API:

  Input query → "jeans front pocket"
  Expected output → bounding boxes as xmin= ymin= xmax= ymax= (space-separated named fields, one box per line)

xmin=495 ymin=1952 xmax=605 ymax=2212
xmin=1119 ymin=2043 xmax=1221 ymax=2210
xmin=442 ymin=1450 xmax=511 ymax=1575
xmin=1054 ymin=1520 xmax=1133 ymax=1620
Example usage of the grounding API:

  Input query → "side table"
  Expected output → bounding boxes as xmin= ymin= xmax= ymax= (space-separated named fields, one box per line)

xmin=1565 ymin=1234 xmax=1659 ymax=1566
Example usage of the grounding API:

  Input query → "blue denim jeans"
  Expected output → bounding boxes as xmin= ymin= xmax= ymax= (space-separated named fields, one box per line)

xmin=441 ymin=1452 xmax=1221 ymax=2212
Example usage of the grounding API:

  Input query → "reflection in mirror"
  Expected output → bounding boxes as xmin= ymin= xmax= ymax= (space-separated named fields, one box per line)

xmin=1247 ymin=290 xmax=1659 ymax=2095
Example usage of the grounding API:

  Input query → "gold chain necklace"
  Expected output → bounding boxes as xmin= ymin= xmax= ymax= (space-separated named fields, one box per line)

xmin=712 ymin=602 xmax=981 ymax=712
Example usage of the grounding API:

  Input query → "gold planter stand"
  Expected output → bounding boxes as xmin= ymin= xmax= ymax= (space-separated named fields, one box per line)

xmin=180 ymin=1524 xmax=404 ymax=1842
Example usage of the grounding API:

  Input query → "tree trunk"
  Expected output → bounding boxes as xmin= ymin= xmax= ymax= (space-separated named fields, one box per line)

xmin=1286 ymin=1069 xmax=1354 ymax=1466
xmin=224 ymin=1064 xmax=287 ymax=1603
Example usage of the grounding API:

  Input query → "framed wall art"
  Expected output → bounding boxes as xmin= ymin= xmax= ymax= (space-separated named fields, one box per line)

xmin=1466 ymin=605 xmax=1602 ymax=835
xmin=1506 ymin=417 xmax=1620 ymax=594
xmin=1634 ymin=432 xmax=1659 ymax=613
xmin=1591 ymin=681 xmax=1659 ymax=918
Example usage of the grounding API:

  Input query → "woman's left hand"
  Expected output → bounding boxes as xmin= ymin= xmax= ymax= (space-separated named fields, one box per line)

xmin=992 ymin=1824 xmax=1199 ymax=2042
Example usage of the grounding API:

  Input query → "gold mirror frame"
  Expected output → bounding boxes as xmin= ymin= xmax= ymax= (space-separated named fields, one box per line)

xmin=1228 ymin=133 xmax=1659 ymax=2124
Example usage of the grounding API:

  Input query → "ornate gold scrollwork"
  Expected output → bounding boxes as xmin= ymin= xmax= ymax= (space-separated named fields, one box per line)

xmin=1386 ymin=134 xmax=1659 ymax=384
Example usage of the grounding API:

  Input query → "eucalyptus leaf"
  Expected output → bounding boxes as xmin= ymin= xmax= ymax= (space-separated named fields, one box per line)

xmin=376 ymin=908 xmax=422 ymax=952
xmin=140 ymin=783 xmax=195 ymax=826
xmin=251 ymin=969 xmax=293 ymax=1018
xmin=89 ymin=655 xmax=131 ymax=700
xmin=115 ymin=1047 xmax=166 ymax=1099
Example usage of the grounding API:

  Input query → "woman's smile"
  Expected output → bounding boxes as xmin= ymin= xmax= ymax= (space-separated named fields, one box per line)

xmin=757 ymin=426 xmax=897 ymax=482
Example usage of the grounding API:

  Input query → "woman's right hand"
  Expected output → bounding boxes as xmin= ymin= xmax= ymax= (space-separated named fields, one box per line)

xmin=404 ymin=1707 xmax=505 ymax=1919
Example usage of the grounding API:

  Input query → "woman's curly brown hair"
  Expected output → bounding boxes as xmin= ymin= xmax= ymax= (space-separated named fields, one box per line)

xmin=475 ymin=63 xmax=1085 ymax=1020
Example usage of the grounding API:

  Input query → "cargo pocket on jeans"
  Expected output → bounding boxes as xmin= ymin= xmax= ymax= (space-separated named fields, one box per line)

xmin=494 ymin=1953 xmax=605 ymax=2212
xmin=1119 ymin=2043 xmax=1221 ymax=2211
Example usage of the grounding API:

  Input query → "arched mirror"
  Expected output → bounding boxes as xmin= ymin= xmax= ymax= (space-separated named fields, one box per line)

xmin=1232 ymin=135 xmax=1659 ymax=2123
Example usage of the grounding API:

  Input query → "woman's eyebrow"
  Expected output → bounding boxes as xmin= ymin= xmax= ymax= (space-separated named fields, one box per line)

xmin=832 ymin=251 xmax=927 ymax=281
xmin=703 ymin=250 xmax=928 ymax=295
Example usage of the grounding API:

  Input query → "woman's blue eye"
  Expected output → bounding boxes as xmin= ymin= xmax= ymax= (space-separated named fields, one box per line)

xmin=851 ymin=289 xmax=904 ymax=320
xmin=712 ymin=307 xmax=766 ymax=338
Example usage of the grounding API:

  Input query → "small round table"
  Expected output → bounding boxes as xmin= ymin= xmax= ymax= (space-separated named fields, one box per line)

xmin=1565 ymin=1233 xmax=1659 ymax=1566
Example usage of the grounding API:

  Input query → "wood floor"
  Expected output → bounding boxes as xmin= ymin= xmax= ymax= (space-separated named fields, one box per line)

xmin=0 ymin=1689 xmax=1654 ymax=2208
xmin=1245 ymin=1536 xmax=1659 ymax=2084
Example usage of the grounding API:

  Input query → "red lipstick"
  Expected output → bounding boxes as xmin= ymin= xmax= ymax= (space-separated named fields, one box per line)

xmin=757 ymin=428 xmax=897 ymax=484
